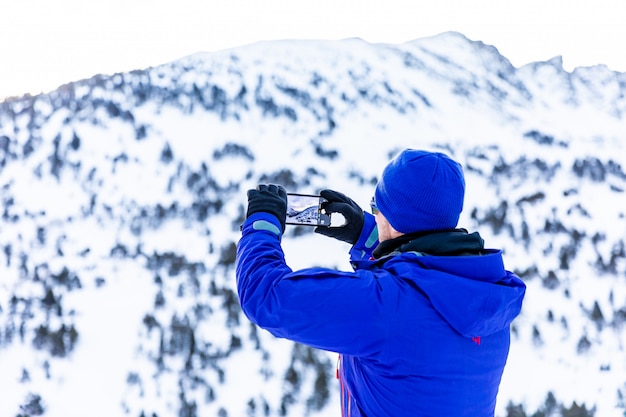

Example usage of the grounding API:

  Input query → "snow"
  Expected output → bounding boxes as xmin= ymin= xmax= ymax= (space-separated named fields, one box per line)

xmin=1 ymin=33 xmax=626 ymax=416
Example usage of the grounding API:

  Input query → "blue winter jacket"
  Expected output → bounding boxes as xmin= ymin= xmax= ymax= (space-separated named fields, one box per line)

xmin=236 ymin=212 xmax=526 ymax=417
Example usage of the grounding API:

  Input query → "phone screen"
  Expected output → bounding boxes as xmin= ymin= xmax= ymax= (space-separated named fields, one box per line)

xmin=286 ymin=194 xmax=331 ymax=226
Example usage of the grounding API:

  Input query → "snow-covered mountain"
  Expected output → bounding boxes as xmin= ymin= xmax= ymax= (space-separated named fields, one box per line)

xmin=1 ymin=31 xmax=625 ymax=417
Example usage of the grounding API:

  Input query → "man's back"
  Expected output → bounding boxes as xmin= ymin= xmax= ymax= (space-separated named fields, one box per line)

xmin=339 ymin=240 xmax=525 ymax=416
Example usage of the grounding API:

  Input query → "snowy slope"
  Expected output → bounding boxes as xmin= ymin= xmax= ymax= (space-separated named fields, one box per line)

xmin=0 ymin=32 xmax=625 ymax=417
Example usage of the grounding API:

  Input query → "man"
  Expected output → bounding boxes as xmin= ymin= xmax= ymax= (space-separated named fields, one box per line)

xmin=236 ymin=149 xmax=526 ymax=416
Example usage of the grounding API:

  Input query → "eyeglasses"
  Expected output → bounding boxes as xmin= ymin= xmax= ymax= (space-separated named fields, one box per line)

xmin=369 ymin=196 xmax=379 ymax=215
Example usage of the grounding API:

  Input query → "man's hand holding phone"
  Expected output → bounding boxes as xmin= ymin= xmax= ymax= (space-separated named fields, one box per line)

xmin=246 ymin=184 xmax=288 ymax=233
xmin=246 ymin=185 xmax=364 ymax=244
xmin=314 ymin=189 xmax=365 ymax=244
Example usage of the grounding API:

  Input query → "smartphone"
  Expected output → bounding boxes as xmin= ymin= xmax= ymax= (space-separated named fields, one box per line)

xmin=286 ymin=193 xmax=331 ymax=227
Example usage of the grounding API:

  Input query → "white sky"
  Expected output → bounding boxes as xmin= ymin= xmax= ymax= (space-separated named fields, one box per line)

xmin=1 ymin=0 xmax=625 ymax=100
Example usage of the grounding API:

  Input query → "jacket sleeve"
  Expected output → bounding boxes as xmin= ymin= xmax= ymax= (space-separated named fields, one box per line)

xmin=236 ymin=212 xmax=388 ymax=356
xmin=348 ymin=212 xmax=379 ymax=263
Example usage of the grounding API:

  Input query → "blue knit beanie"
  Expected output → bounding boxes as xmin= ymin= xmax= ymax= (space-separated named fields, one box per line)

xmin=374 ymin=149 xmax=465 ymax=234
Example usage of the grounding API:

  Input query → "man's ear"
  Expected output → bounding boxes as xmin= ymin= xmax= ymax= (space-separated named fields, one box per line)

xmin=388 ymin=222 xmax=404 ymax=239
xmin=376 ymin=212 xmax=404 ymax=241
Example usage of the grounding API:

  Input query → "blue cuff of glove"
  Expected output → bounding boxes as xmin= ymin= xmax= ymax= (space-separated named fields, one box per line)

xmin=350 ymin=213 xmax=378 ymax=260
xmin=241 ymin=212 xmax=283 ymax=238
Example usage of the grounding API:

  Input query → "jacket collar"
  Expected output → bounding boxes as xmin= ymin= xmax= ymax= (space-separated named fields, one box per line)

xmin=372 ymin=228 xmax=485 ymax=259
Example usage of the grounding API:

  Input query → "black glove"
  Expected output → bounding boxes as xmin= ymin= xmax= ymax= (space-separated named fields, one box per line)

xmin=246 ymin=184 xmax=288 ymax=232
xmin=314 ymin=189 xmax=364 ymax=244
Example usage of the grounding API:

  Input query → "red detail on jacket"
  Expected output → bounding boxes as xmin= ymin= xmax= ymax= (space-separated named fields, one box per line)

xmin=337 ymin=355 xmax=352 ymax=416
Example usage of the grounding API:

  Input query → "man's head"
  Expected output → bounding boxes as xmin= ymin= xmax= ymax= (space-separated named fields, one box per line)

xmin=374 ymin=149 xmax=465 ymax=234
